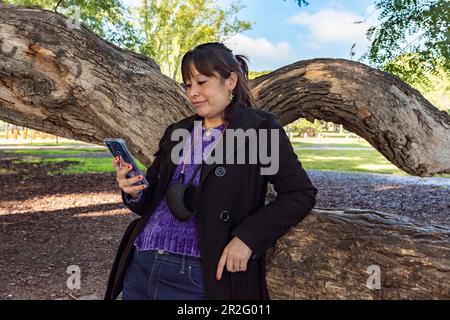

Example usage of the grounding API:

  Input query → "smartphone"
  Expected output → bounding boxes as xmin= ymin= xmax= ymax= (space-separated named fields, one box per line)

xmin=104 ymin=138 xmax=149 ymax=188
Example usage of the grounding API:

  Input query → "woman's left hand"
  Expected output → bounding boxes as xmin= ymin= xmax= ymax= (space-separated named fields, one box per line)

xmin=216 ymin=236 xmax=252 ymax=281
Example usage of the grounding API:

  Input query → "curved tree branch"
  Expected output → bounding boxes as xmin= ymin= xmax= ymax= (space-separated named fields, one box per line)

xmin=0 ymin=6 xmax=449 ymax=176
xmin=0 ymin=6 xmax=193 ymax=164
xmin=265 ymin=207 xmax=450 ymax=299
xmin=1 ymin=4 xmax=449 ymax=300
xmin=250 ymin=59 xmax=450 ymax=177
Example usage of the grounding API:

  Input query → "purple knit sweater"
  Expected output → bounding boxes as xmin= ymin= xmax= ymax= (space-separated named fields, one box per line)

xmin=125 ymin=123 xmax=226 ymax=258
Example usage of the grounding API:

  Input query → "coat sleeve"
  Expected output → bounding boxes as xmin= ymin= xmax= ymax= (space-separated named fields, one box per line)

xmin=123 ymin=189 xmax=143 ymax=204
xmin=230 ymin=114 xmax=318 ymax=259
xmin=120 ymin=123 xmax=174 ymax=216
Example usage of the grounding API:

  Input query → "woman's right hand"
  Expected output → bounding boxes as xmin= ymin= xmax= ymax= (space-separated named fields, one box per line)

xmin=112 ymin=156 xmax=147 ymax=199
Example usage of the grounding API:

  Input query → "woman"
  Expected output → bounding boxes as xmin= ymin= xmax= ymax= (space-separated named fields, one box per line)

xmin=104 ymin=42 xmax=317 ymax=300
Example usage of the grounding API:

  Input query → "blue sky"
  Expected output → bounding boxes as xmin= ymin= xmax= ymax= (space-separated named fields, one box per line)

xmin=122 ymin=0 xmax=378 ymax=71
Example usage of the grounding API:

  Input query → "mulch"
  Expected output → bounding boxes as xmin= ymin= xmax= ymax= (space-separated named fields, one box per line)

xmin=0 ymin=159 xmax=448 ymax=299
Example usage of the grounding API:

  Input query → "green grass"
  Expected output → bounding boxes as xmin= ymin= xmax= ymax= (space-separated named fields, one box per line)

xmin=12 ymin=157 xmax=147 ymax=175
xmin=297 ymin=149 xmax=404 ymax=175
xmin=296 ymin=149 xmax=450 ymax=178
xmin=0 ymin=141 xmax=91 ymax=146
xmin=30 ymin=142 xmax=85 ymax=146
xmin=14 ymin=157 xmax=146 ymax=175
xmin=5 ymin=148 xmax=106 ymax=155
xmin=291 ymin=141 xmax=374 ymax=149
xmin=3 ymin=142 xmax=450 ymax=178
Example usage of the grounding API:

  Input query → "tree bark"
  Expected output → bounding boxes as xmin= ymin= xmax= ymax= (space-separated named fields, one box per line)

xmin=1 ymin=6 xmax=449 ymax=176
xmin=265 ymin=207 xmax=450 ymax=299
xmin=0 ymin=5 xmax=193 ymax=164
xmin=251 ymin=60 xmax=450 ymax=177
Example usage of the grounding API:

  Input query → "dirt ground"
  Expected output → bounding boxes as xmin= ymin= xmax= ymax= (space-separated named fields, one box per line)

xmin=0 ymin=159 xmax=134 ymax=300
xmin=0 ymin=158 xmax=449 ymax=300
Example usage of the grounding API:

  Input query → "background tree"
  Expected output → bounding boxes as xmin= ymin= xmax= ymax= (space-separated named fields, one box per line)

xmin=290 ymin=118 xmax=322 ymax=137
xmin=133 ymin=0 xmax=251 ymax=80
xmin=5 ymin=0 xmax=140 ymax=50
xmin=363 ymin=0 xmax=449 ymax=89
xmin=248 ymin=70 xmax=271 ymax=80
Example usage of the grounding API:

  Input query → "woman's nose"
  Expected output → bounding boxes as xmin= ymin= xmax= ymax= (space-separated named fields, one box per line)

xmin=188 ymin=86 xmax=199 ymax=98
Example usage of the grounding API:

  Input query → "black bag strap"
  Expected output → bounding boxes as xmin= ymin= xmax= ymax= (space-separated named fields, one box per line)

xmin=179 ymin=160 xmax=205 ymax=186
xmin=187 ymin=161 xmax=204 ymax=185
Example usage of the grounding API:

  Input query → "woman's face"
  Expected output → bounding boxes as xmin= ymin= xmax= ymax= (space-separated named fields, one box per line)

xmin=184 ymin=63 xmax=237 ymax=120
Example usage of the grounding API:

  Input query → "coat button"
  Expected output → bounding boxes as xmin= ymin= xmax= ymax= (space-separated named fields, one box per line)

xmin=214 ymin=166 xmax=226 ymax=177
xmin=219 ymin=210 xmax=231 ymax=222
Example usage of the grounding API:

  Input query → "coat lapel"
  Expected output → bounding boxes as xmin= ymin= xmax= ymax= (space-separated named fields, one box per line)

xmin=159 ymin=102 xmax=265 ymax=192
xmin=198 ymin=103 xmax=261 ymax=187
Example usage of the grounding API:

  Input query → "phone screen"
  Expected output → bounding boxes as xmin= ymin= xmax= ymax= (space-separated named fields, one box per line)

xmin=104 ymin=138 xmax=149 ymax=187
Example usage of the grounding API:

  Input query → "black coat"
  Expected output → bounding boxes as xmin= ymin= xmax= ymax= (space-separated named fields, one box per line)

xmin=104 ymin=103 xmax=318 ymax=300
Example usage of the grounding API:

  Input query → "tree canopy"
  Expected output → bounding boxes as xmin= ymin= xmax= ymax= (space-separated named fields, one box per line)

xmin=135 ymin=0 xmax=251 ymax=80
xmin=6 ymin=0 xmax=140 ymax=49
xmin=363 ymin=0 xmax=449 ymax=89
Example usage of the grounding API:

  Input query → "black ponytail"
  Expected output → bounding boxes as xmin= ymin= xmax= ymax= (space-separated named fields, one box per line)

xmin=234 ymin=54 xmax=249 ymax=80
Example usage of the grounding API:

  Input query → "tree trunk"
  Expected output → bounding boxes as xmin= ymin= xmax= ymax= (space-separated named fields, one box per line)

xmin=265 ymin=207 xmax=450 ymax=299
xmin=0 ymin=4 xmax=193 ymax=164
xmin=1 ymin=6 xmax=449 ymax=176
xmin=260 ymin=184 xmax=450 ymax=299
xmin=1 ymin=5 xmax=449 ymax=299
xmin=250 ymin=60 xmax=450 ymax=177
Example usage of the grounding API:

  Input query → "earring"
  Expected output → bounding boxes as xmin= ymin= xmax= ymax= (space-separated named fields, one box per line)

xmin=228 ymin=91 xmax=234 ymax=101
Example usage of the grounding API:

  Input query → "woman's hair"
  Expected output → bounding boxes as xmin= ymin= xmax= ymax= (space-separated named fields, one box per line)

xmin=181 ymin=42 xmax=256 ymax=121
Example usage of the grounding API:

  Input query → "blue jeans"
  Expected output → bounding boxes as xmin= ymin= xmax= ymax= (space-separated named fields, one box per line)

xmin=122 ymin=247 xmax=206 ymax=300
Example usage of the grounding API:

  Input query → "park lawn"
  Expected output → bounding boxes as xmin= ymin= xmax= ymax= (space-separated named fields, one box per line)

xmin=0 ymin=140 xmax=89 ymax=146
xmin=3 ymin=139 xmax=371 ymax=149
xmin=296 ymin=149 xmax=405 ymax=175
xmin=11 ymin=157 xmax=147 ymax=175
xmin=10 ymin=152 xmax=450 ymax=179
xmin=296 ymin=149 xmax=450 ymax=178
xmin=28 ymin=142 xmax=88 ymax=146
xmin=7 ymin=150 xmax=406 ymax=175
xmin=5 ymin=148 xmax=107 ymax=155
xmin=4 ymin=147 xmax=450 ymax=179
xmin=291 ymin=141 xmax=373 ymax=149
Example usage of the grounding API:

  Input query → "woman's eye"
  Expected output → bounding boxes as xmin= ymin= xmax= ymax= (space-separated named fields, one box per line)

xmin=182 ymin=81 xmax=205 ymax=90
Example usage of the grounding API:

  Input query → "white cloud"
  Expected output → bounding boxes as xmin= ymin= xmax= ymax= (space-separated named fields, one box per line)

xmin=288 ymin=9 xmax=370 ymax=44
xmin=224 ymin=34 xmax=294 ymax=71
xmin=224 ymin=34 xmax=291 ymax=61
